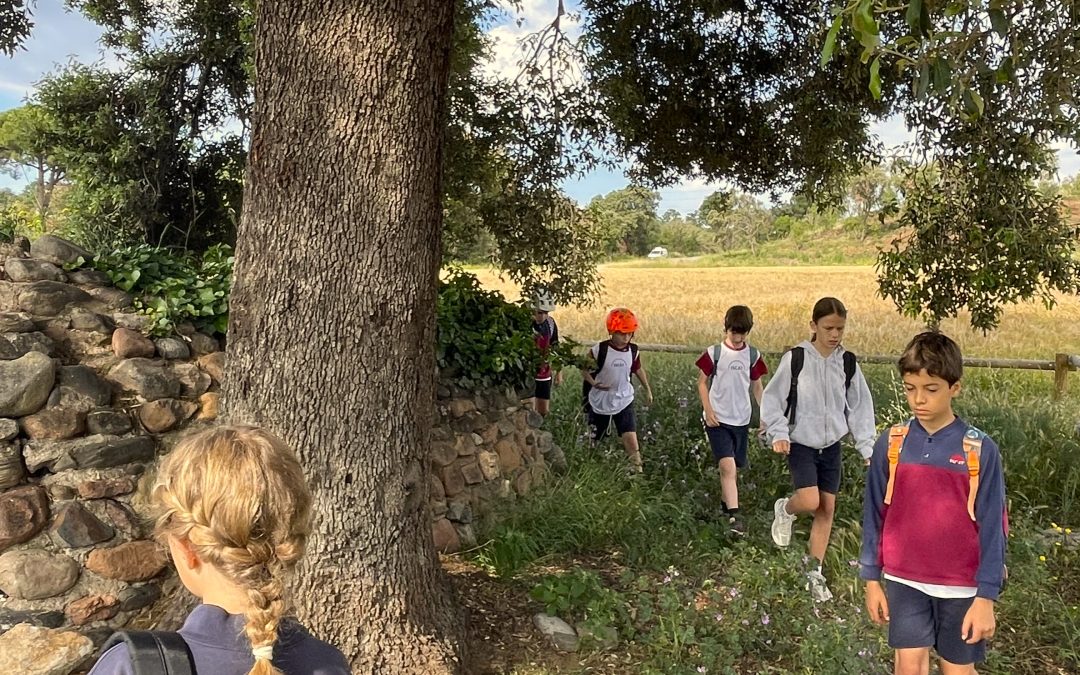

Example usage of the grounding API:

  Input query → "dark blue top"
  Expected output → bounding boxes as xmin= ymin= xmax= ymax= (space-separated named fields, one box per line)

xmin=88 ymin=604 xmax=350 ymax=675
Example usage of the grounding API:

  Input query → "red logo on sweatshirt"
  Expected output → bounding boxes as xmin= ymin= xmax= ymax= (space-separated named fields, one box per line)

xmin=949 ymin=454 xmax=965 ymax=466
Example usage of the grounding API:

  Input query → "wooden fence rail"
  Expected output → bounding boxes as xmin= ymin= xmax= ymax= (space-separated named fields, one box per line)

xmin=572 ymin=339 xmax=1080 ymax=400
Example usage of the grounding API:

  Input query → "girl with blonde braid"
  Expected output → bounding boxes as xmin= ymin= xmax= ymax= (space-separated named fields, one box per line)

xmin=89 ymin=425 xmax=349 ymax=675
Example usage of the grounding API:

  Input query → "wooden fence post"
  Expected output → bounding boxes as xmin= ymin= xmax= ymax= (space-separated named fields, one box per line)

xmin=1054 ymin=353 xmax=1071 ymax=401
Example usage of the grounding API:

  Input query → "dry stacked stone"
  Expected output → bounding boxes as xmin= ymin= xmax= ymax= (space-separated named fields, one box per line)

xmin=0 ymin=235 xmax=226 ymax=662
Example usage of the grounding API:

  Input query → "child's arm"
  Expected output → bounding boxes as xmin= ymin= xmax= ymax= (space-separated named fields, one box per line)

xmin=580 ymin=347 xmax=607 ymax=389
xmin=859 ymin=432 xmax=891 ymax=587
xmin=845 ymin=364 xmax=877 ymax=460
xmin=634 ymin=362 xmax=653 ymax=405
xmin=973 ymin=437 xmax=1008 ymax=601
xmin=759 ymin=351 xmax=792 ymax=453
xmin=697 ymin=371 xmax=718 ymax=426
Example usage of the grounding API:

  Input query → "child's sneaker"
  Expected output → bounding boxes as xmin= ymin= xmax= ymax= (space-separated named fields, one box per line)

xmin=728 ymin=514 xmax=746 ymax=536
xmin=770 ymin=497 xmax=795 ymax=547
xmin=806 ymin=568 xmax=833 ymax=602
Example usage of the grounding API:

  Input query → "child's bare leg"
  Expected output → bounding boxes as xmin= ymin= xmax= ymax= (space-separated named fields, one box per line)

xmin=894 ymin=648 xmax=931 ymax=675
xmin=718 ymin=457 xmax=738 ymax=509
xmin=785 ymin=486 xmax=821 ymax=515
xmin=534 ymin=398 xmax=550 ymax=416
xmin=621 ymin=431 xmax=642 ymax=471
xmin=808 ymin=491 xmax=837 ymax=563
xmin=939 ymin=659 xmax=977 ymax=675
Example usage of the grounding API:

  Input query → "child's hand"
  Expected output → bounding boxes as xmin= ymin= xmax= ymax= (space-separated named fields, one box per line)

xmin=865 ymin=581 xmax=889 ymax=626
xmin=554 ymin=371 xmax=564 ymax=386
xmin=644 ymin=390 xmax=654 ymax=406
xmin=772 ymin=439 xmax=790 ymax=455
xmin=592 ymin=382 xmax=611 ymax=391
xmin=961 ymin=598 xmax=996 ymax=644
xmin=704 ymin=410 xmax=720 ymax=427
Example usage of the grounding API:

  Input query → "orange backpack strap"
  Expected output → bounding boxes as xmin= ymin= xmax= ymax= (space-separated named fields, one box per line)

xmin=962 ymin=427 xmax=984 ymax=521
xmin=883 ymin=422 xmax=910 ymax=505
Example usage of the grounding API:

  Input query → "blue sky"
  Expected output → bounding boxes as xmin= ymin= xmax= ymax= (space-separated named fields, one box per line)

xmin=3 ymin=1 xmax=1078 ymax=212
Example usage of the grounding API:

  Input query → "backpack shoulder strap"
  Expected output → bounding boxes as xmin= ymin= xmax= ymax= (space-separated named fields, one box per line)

xmin=883 ymin=420 xmax=912 ymax=505
xmin=102 ymin=631 xmax=197 ymax=675
xmin=962 ymin=426 xmax=985 ymax=522
xmin=629 ymin=342 xmax=639 ymax=362
xmin=749 ymin=345 xmax=759 ymax=369
xmin=784 ymin=347 xmax=804 ymax=424
xmin=843 ymin=350 xmax=858 ymax=389
xmin=593 ymin=341 xmax=610 ymax=374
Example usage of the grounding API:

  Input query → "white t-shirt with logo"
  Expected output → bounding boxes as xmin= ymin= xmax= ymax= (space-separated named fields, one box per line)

xmin=587 ymin=342 xmax=639 ymax=415
xmin=695 ymin=343 xmax=768 ymax=426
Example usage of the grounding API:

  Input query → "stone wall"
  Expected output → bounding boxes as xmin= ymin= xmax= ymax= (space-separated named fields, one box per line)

xmin=0 ymin=234 xmax=563 ymax=673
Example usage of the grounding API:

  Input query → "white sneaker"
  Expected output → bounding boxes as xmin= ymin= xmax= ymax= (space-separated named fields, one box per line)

xmin=771 ymin=497 xmax=795 ymax=547
xmin=806 ymin=569 xmax=833 ymax=602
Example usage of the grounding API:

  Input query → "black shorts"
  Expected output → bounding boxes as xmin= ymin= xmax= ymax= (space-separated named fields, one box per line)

xmin=787 ymin=441 xmax=842 ymax=494
xmin=704 ymin=423 xmax=749 ymax=467
xmin=533 ymin=379 xmax=552 ymax=401
xmin=589 ymin=405 xmax=636 ymax=441
xmin=886 ymin=580 xmax=986 ymax=665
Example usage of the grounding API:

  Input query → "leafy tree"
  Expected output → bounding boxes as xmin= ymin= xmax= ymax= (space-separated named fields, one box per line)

xmin=586 ymin=185 xmax=661 ymax=256
xmin=0 ymin=104 xmax=65 ymax=226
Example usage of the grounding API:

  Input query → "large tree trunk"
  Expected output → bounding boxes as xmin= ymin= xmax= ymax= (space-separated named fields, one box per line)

xmin=222 ymin=1 xmax=464 ymax=672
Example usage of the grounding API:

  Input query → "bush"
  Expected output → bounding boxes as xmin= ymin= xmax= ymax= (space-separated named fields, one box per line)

xmin=89 ymin=244 xmax=233 ymax=335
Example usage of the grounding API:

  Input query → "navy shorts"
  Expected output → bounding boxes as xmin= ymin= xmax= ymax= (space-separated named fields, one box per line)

xmin=886 ymin=580 xmax=986 ymax=665
xmin=704 ymin=423 xmax=749 ymax=467
xmin=787 ymin=441 xmax=842 ymax=494
xmin=533 ymin=379 xmax=552 ymax=401
xmin=589 ymin=405 xmax=636 ymax=441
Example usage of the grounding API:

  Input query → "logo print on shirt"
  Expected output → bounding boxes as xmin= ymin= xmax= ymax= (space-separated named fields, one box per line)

xmin=949 ymin=454 xmax=965 ymax=466
xmin=611 ymin=358 xmax=628 ymax=368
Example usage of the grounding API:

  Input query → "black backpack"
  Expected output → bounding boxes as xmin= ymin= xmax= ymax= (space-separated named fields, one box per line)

xmin=101 ymin=631 xmax=196 ymax=674
xmin=581 ymin=340 xmax=639 ymax=414
xmin=784 ymin=346 xmax=857 ymax=424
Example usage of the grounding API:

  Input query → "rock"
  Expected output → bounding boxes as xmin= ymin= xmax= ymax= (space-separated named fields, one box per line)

xmin=67 ymin=269 xmax=110 ymax=287
xmin=0 ymin=609 xmax=65 ymax=632
xmin=87 ymin=287 xmax=133 ymax=310
xmin=495 ymin=440 xmax=522 ymax=474
xmin=17 ymin=281 xmax=93 ymax=316
xmin=196 ymin=392 xmax=219 ymax=421
xmin=460 ymin=460 xmax=484 ymax=486
xmin=0 ymin=312 xmax=34 ymax=333
xmin=66 ymin=594 xmax=120 ymax=626
xmin=0 ymin=624 xmax=94 ymax=675
xmin=0 ymin=486 xmax=49 ymax=551
xmin=154 ymin=337 xmax=189 ymax=360
xmin=196 ymin=351 xmax=225 ymax=385
xmin=0 ymin=550 xmax=79 ymax=599
xmin=30 ymin=235 xmax=91 ymax=266
xmin=5 ymin=257 xmax=64 ymax=282
xmin=67 ymin=308 xmax=112 ymax=333
xmin=85 ymin=410 xmax=132 ymax=437
xmin=429 ymin=441 xmax=458 ymax=468
xmin=54 ymin=365 xmax=113 ymax=412
xmin=431 ymin=499 xmax=448 ymax=519
xmin=0 ymin=445 xmax=22 ymax=490
xmin=1 ymin=331 xmax=54 ymax=358
xmin=440 ymin=464 xmax=465 ymax=498
xmin=446 ymin=500 xmax=473 ymax=524
xmin=432 ymin=518 xmax=460 ymax=553
xmin=477 ymin=450 xmax=500 ymax=481
xmin=118 ymin=584 xmax=162 ymax=612
xmin=52 ymin=502 xmax=114 ymax=548
xmin=24 ymin=434 xmax=156 ymax=472
xmin=77 ymin=477 xmax=135 ymax=500
xmin=513 ymin=470 xmax=532 ymax=496
xmin=546 ymin=445 xmax=568 ymax=475
xmin=112 ymin=328 xmax=155 ymax=358
xmin=456 ymin=523 xmax=478 ymax=549
xmin=526 ymin=410 xmax=545 ymax=428
xmin=577 ymin=623 xmax=619 ymax=650
xmin=107 ymin=358 xmax=181 ymax=401
xmin=188 ymin=332 xmax=219 ymax=356
xmin=533 ymin=613 xmax=579 ymax=652
xmin=480 ymin=424 xmax=499 ymax=445
xmin=429 ymin=474 xmax=445 ymax=502
xmin=112 ymin=312 xmax=149 ymax=331
xmin=448 ymin=399 xmax=476 ymax=418
xmin=47 ymin=484 xmax=76 ymax=501
xmin=20 ymin=407 xmax=86 ymax=441
xmin=455 ymin=434 xmax=476 ymax=457
xmin=173 ymin=363 xmax=212 ymax=398
xmin=103 ymin=500 xmax=142 ymax=538
xmin=139 ymin=398 xmax=198 ymax=433
xmin=0 ymin=351 xmax=55 ymax=417
xmin=0 ymin=419 xmax=16 ymax=441
xmin=61 ymin=331 xmax=114 ymax=363
xmin=86 ymin=540 xmax=168 ymax=581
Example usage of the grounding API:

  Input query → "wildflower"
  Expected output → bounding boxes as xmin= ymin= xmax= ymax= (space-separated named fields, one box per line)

xmin=1067 ymin=528 xmax=1073 ymax=534
xmin=1040 ymin=555 xmax=1047 ymax=562
xmin=728 ymin=588 xmax=740 ymax=598
xmin=741 ymin=619 xmax=749 ymax=626
xmin=858 ymin=649 xmax=869 ymax=658
xmin=761 ymin=613 xmax=770 ymax=625
xmin=714 ymin=612 xmax=724 ymax=622
xmin=697 ymin=667 xmax=707 ymax=674
xmin=848 ymin=559 xmax=859 ymax=567
xmin=663 ymin=575 xmax=672 ymax=584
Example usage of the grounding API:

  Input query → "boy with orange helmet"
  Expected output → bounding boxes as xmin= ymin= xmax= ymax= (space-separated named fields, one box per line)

xmin=582 ymin=307 xmax=653 ymax=473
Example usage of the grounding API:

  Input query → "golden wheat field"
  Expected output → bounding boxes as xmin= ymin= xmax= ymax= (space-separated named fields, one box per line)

xmin=474 ymin=265 xmax=1080 ymax=360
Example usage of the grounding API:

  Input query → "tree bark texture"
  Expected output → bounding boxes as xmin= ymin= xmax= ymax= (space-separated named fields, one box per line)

xmin=222 ymin=1 xmax=462 ymax=672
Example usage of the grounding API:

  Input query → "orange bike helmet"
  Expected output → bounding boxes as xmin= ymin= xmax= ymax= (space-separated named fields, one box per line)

xmin=605 ymin=307 xmax=639 ymax=334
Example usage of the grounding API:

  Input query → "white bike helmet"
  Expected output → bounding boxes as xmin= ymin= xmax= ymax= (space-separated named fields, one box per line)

xmin=532 ymin=289 xmax=556 ymax=312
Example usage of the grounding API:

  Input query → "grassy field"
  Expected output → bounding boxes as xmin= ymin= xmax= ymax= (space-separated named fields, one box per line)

xmin=473 ymin=265 xmax=1080 ymax=361
xmin=463 ymin=354 xmax=1080 ymax=675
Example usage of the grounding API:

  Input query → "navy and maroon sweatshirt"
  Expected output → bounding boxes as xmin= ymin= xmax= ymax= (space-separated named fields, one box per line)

xmin=859 ymin=417 xmax=1007 ymax=600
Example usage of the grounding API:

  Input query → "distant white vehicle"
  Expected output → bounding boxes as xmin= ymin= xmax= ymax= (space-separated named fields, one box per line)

xmin=647 ymin=246 xmax=669 ymax=259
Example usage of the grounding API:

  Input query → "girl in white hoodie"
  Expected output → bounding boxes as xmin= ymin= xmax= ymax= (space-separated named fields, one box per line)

xmin=761 ymin=297 xmax=877 ymax=602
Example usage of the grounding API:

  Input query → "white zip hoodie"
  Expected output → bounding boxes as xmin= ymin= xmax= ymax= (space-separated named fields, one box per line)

xmin=761 ymin=340 xmax=877 ymax=459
